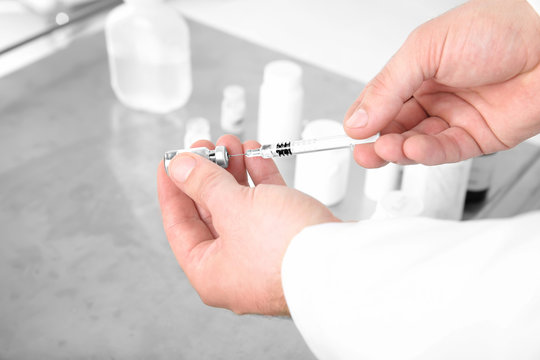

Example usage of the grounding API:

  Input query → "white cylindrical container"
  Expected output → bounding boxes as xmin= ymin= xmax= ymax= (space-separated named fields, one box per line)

xmin=401 ymin=160 xmax=472 ymax=220
xmin=294 ymin=119 xmax=350 ymax=206
xmin=220 ymin=85 xmax=246 ymax=136
xmin=258 ymin=60 xmax=304 ymax=185
xmin=371 ymin=191 xmax=424 ymax=220
xmin=364 ymin=163 xmax=402 ymax=202
xmin=105 ymin=0 xmax=192 ymax=114
xmin=184 ymin=117 xmax=211 ymax=148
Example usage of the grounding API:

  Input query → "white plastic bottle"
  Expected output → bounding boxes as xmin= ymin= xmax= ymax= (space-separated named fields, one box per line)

xmin=258 ymin=60 xmax=304 ymax=185
xmin=401 ymin=160 xmax=472 ymax=220
xmin=221 ymin=85 xmax=246 ymax=136
xmin=294 ymin=119 xmax=351 ymax=206
xmin=363 ymin=163 xmax=402 ymax=202
xmin=105 ymin=0 xmax=192 ymax=114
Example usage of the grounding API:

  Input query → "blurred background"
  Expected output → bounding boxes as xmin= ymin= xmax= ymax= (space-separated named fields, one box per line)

xmin=0 ymin=0 xmax=467 ymax=80
xmin=2 ymin=1 xmax=539 ymax=359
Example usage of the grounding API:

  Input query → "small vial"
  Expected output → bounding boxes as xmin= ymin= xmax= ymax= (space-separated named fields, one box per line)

xmin=164 ymin=146 xmax=229 ymax=174
xmin=184 ymin=117 xmax=211 ymax=148
xmin=221 ymin=85 xmax=246 ymax=135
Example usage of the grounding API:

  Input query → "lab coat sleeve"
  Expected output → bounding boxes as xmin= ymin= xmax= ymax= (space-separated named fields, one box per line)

xmin=281 ymin=212 xmax=540 ymax=360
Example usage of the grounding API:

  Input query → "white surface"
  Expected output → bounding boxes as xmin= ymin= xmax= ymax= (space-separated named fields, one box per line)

xmin=282 ymin=215 xmax=540 ymax=359
xmin=173 ymin=0 xmax=466 ymax=83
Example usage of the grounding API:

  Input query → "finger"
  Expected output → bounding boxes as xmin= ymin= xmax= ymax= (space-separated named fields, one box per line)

xmin=190 ymin=140 xmax=215 ymax=150
xmin=406 ymin=116 xmax=449 ymax=136
xmin=380 ymin=97 xmax=429 ymax=135
xmin=157 ymin=160 xmax=215 ymax=268
xmin=188 ymin=139 xmax=219 ymax=238
xmin=167 ymin=152 xmax=244 ymax=230
xmin=373 ymin=133 xmax=416 ymax=165
xmin=403 ymin=127 xmax=483 ymax=165
xmin=350 ymin=97 xmax=427 ymax=168
xmin=243 ymin=140 xmax=286 ymax=185
xmin=374 ymin=116 xmax=450 ymax=164
xmin=216 ymin=135 xmax=248 ymax=186
xmin=352 ymin=142 xmax=388 ymax=168
xmin=344 ymin=20 xmax=447 ymax=140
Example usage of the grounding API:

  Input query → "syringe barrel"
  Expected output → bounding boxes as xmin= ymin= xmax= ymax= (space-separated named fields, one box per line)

xmin=249 ymin=134 xmax=377 ymax=158
xmin=288 ymin=134 xmax=376 ymax=156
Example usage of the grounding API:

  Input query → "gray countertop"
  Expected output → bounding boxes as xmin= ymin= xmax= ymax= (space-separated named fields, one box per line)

xmin=1 ymin=18 xmax=540 ymax=359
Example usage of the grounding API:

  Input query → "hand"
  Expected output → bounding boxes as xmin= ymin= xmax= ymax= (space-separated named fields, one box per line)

xmin=345 ymin=0 xmax=540 ymax=167
xmin=157 ymin=135 xmax=339 ymax=315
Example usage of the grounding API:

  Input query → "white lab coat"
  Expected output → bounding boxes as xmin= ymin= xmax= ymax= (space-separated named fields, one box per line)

xmin=282 ymin=212 xmax=540 ymax=359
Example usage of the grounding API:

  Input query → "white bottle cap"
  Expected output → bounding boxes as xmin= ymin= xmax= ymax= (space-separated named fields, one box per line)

xmin=263 ymin=60 xmax=303 ymax=89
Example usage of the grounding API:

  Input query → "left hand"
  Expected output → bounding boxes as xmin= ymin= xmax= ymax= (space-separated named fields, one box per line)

xmin=157 ymin=135 xmax=339 ymax=315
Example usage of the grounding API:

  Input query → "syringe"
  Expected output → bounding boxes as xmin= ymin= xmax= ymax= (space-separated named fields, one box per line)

xmin=237 ymin=134 xmax=378 ymax=159
xmin=163 ymin=134 xmax=377 ymax=173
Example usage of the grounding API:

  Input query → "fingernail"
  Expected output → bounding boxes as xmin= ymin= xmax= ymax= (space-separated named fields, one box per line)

xmin=170 ymin=156 xmax=197 ymax=183
xmin=346 ymin=108 xmax=369 ymax=128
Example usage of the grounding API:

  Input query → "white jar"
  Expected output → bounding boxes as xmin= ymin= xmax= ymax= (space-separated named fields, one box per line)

xmin=401 ymin=160 xmax=472 ymax=220
xmin=105 ymin=0 xmax=192 ymax=114
xmin=294 ymin=119 xmax=351 ymax=206
xmin=258 ymin=60 xmax=304 ymax=185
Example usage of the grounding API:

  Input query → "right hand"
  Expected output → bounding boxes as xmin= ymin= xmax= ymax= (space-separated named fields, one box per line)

xmin=344 ymin=0 xmax=540 ymax=167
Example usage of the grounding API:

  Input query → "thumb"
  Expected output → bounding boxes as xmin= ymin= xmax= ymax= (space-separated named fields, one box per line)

xmin=168 ymin=153 xmax=242 ymax=212
xmin=344 ymin=21 xmax=445 ymax=139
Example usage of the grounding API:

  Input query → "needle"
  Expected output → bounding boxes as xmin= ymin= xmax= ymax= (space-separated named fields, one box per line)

xmin=229 ymin=153 xmax=246 ymax=157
